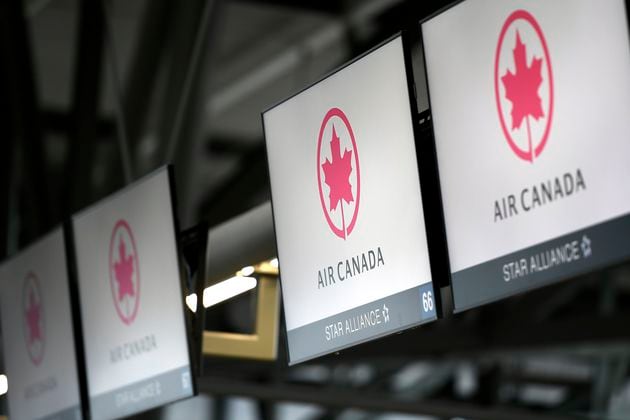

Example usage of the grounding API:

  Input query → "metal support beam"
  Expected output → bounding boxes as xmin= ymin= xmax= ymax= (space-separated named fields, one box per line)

xmin=41 ymin=109 xmax=116 ymax=140
xmin=102 ymin=0 xmax=133 ymax=184
xmin=0 ymin=57 xmax=13 ymax=259
xmin=236 ymin=0 xmax=342 ymax=14
xmin=100 ymin=0 xmax=175 ymax=188
xmin=64 ymin=0 xmax=106 ymax=214
xmin=153 ymin=0 xmax=210 ymax=166
xmin=197 ymin=376 xmax=577 ymax=420
xmin=122 ymin=0 xmax=174 ymax=153
xmin=0 ymin=0 xmax=51 ymax=244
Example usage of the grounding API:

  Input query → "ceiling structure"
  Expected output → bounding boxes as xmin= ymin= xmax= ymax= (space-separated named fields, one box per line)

xmin=8 ymin=0 xmax=442 ymax=245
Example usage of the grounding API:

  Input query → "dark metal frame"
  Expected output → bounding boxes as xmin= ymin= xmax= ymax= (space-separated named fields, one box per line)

xmin=64 ymin=0 xmax=106 ymax=215
xmin=0 ymin=0 xmax=51 ymax=244
xmin=179 ymin=221 xmax=209 ymax=377
xmin=166 ymin=165 xmax=200 ymax=399
xmin=63 ymin=222 xmax=92 ymax=419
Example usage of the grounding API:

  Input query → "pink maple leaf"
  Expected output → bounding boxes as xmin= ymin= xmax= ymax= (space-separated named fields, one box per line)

xmin=502 ymin=30 xmax=545 ymax=131
xmin=321 ymin=125 xmax=354 ymax=214
xmin=25 ymin=289 xmax=42 ymax=345
xmin=113 ymin=238 xmax=135 ymax=301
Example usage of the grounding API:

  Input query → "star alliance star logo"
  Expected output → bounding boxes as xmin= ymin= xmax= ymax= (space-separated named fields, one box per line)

xmin=382 ymin=304 xmax=390 ymax=323
xmin=581 ymin=235 xmax=592 ymax=258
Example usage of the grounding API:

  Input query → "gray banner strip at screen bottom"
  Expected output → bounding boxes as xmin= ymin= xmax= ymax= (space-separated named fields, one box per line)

xmin=42 ymin=405 xmax=81 ymax=420
xmin=287 ymin=283 xmax=437 ymax=365
xmin=90 ymin=365 xmax=193 ymax=420
xmin=452 ymin=213 xmax=630 ymax=312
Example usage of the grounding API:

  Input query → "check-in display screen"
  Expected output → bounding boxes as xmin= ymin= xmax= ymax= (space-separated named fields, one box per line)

xmin=0 ymin=228 xmax=83 ymax=419
xmin=264 ymin=36 xmax=437 ymax=365
xmin=422 ymin=0 xmax=630 ymax=310
xmin=72 ymin=167 xmax=193 ymax=419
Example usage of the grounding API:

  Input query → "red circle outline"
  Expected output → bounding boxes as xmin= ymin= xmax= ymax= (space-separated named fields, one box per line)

xmin=109 ymin=219 xmax=140 ymax=325
xmin=22 ymin=271 xmax=45 ymax=366
xmin=494 ymin=9 xmax=554 ymax=162
xmin=316 ymin=108 xmax=361 ymax=238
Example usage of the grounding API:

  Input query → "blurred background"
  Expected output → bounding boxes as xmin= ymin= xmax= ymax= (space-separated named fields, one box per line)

xmin=1 ymin=0 xmax=630 ymax=419
xmin=0 ymin=0 xmax=438 ymax=248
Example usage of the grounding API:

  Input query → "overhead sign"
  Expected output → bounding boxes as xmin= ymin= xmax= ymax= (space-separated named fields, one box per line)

xmin=263 ymin=35 xmax=437 ymax=365
xmin=72 ymin=167 xmax=194 ymax=419
xmin=0 ymin=228 xmax=83 ymax=419
xmin=421 ymin=0 xmax=630 ymax=311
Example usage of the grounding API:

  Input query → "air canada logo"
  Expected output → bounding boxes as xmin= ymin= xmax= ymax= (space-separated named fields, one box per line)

xmin=495 ymin=10 xmax=553 ymax=163
xmin=317 ymin=107 xmax=360 ymax=239
xmin=23 ymin=272 xmax=44 ymax=366
xmin=109 ymin=220 xmax=140 ymax=325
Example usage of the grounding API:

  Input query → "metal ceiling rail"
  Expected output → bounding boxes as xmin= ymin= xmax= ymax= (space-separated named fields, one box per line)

xmin=0 ymin=0 xmax=51 ymax=245
xmin=164 ymin=0 xmax=218 ymax=164
xmin=197 ymin=376 xmax=579 ymax=420
xmin=204 ymin=0 xmax=406 ymax=117
xmin=64 ymin=0 xmax=105 ymax=214
xmin=102 ymin=0 xmax=133 ymax=184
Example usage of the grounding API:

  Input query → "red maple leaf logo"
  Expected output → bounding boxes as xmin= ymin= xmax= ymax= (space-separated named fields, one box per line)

xmin=321 ymin=125 xmax=354 ymax=215
xmin=25 ymin=289 xmax=42 ymax=345
xmin=113 ymin=238 xmax=135 ymax=301
xmin=317 ymin=108 xmax=361 ymax=239
xmin=501 ymin=30 xmax=545 ymax=159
